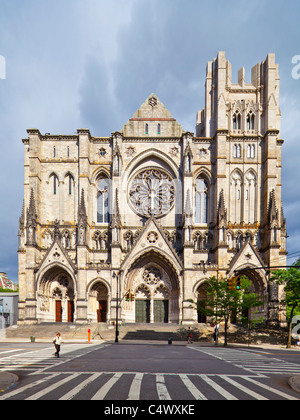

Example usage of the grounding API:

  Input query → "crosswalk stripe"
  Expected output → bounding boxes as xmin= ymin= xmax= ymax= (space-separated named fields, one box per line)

xmin=59 ymin=373 xmax=102 ymax=400
xmin=179 ymin=374 xmax=207 ymax=400
xmin=0 ymin=374 xmax=58 ymax=400
xmin=201 ymin=374 xmax=238 ymax=400
xmin=127 ymin=373 xmax=144 ymax=400
xmin=189 ymin=347 xmax=300 ymax=376
xmin=156 ymin=374 xmax=171 ymax=400
xmin=0 ymin=349 xmax=23 ymax=355
xmin=91 ymin=373 xmax=122 ymax=400
xmin=243 ymin=376 xmax=299 ymax=400
xmin=0 ymin=344 xmax=108 ymax=373
xmin=220 ymin=375 xmax=268 ymax=400
xmin=1 ymin=372 xmax=299 ymax=401
xmin=25 ymin=373 xmax=79 ymax=400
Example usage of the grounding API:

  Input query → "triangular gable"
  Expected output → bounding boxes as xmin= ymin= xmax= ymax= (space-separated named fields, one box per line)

xmin=132 ymin=93 xmax=174 ymax=120
xmin=36 ymin=239 xmax=77 ymax=275
xmin=121 ymin=93 xmax=184 ymax=137
xmin=227 ymin=239 xmax=266 ymax=277
xmin=121 ymin=217 xmax=183 ymax=274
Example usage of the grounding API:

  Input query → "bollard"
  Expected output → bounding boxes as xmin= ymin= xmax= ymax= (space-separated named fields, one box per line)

xmin=88 ymin=329 xmax=91 ymax=343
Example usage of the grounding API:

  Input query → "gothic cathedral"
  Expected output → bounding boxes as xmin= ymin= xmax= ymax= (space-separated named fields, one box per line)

xmin=18 ymin=52 xmax=287 ymax=326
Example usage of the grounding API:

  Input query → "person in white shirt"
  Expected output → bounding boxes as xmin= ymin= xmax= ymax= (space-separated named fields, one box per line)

xmin=53 ymin=332 xmax=62 ymax=358
xmin=213 ymin=323 xmax=220 ymax=345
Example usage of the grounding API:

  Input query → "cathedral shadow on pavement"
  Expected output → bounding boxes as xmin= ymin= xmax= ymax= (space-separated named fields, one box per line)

xmin=122 ymin=326 xmax=203 ymax=342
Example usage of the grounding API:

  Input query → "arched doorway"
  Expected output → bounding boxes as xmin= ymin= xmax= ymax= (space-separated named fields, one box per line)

xmin=89 ymin=281 xmax=109 ymax=323
xmin=37 ymin=266 xmax=75 ymax=323
xmin=124 ymin=251 xmax=180 ymax=324
xmin=230 ymin=267 xmax=267 ymax=323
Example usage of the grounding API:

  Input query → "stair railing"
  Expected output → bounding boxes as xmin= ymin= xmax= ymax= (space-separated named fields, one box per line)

xmin=72 ymin=320 xmax=91 ymax=338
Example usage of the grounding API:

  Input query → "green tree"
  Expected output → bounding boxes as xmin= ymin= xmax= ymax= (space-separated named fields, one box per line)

xmin=270 ymin=259 xmax=300 ymax=348
xmin=198 ymin=276 xmax=264 ymax=346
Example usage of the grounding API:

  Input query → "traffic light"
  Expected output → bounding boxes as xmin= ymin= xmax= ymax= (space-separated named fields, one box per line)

xmin=125 ymin=291 xmax=135 ymax=301
xmin=228 ymin=277 xmax=241 ymax=290
xmin=227 ymin=277 xmax=234 ymax=290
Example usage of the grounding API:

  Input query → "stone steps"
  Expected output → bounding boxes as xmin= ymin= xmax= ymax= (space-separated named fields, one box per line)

xmin=5 ymin=323 xmax=210 ymax=342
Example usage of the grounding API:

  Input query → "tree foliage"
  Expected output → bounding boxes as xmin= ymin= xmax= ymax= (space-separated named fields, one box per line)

xmin=198 ymin=276 xmax=264 ymax=346
xmin=270 ymin=258 xmax=300 ymax=348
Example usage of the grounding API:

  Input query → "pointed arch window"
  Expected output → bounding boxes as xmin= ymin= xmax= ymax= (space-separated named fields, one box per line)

xmin=195 ymin=178 xmax=208 ymax=224
xmin=247 ymin=144 xmax=255 ymax=158
xmin=68 ymin=174 xmax=74 ymax=195
xmin=247 ymin=111 xmax=255 ymax=131
xmin=97 ymin=177 xmax=110 ymax=223
xmin=233 ymin=144 xmax=241 ymax=158
xmin=157 ymin=123 xmax=161 ymax=135
xmin=233 ymin=111 xmax=241 ymax=130
xmin=62 ymin=230 xmax=71 ymax=249
xmin=145 ymin=123 xmax=149 ymax=135
xmin=230 ymin=171 xmax=242 ymax=224
xmin=50 ymin=174 xmax=59 ymax=195
xmin=244 ymin=170 xmax=257 ymax=224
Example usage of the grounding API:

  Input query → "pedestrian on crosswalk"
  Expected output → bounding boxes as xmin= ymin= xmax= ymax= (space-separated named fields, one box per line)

xmin=53 ymin=332 xmax=62 ymax=358
xmin=213 ymin=323 xmax=219 ymax=346
xmin=187 ymin=327 xmax=193 ymax=344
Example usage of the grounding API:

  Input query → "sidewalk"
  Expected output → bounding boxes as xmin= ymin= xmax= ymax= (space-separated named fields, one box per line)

xmin=0 ymin=372 xmax=18 ymax=393
xmin=0 ymin=337 xmax=103 ymax=344
xmin=1 ymin=335 xmax=299 ymax=349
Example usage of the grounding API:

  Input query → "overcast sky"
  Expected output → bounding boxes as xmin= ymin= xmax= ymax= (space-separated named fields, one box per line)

xmin=0 ymin=0 xmax=299 ymax=281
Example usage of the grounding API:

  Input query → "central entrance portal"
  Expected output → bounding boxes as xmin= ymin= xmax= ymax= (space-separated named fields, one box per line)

xmin=124 ymin=250 xmax=180 ymax=324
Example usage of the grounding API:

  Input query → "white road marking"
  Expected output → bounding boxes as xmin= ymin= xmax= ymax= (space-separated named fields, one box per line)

xmin=156 ymin=374 xmax=171 ymax=400
xmin=127 ymin=373 xmax=144 ymax=400
xmin=91 ymin=372 xmax=122 ymax=400
xmin=25 ymin=373 xmax=79 ymax=400
xmin=201 ymin=374 xmax=238 ymax=400
xmin=59 ymin=373 xmax=102 ymax=400
xmin=179 ymin=374 xmax=207 ymax=400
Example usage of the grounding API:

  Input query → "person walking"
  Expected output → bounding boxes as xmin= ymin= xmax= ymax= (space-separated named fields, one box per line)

xmin=53 ymin=332 xmax=62 ymax=358
xmin=187 ymin=327 xmax=193 ymax=344
xmin=213 ymin=323 xmax=219 ymax=345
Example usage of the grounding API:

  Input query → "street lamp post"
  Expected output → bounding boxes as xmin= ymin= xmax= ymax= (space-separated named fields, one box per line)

xmin=113 ymin=271 xmax=119 ymax=343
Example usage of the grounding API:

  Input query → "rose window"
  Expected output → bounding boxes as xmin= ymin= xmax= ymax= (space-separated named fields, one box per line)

xmin=129 ymin=168 xmax=175 ymax=218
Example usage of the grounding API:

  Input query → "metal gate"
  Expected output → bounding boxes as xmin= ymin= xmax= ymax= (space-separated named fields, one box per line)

xmin=154 ymin=300 xmax=169 ymax=323
xmin=135 ymin=300 xmax=150 ymax=323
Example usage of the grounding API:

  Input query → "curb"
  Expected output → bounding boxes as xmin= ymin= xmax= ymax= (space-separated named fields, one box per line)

xmin=288 ymin=376 xmax=300 ymax=394
xmin=0 ymin=372 xmax=19 ymax=393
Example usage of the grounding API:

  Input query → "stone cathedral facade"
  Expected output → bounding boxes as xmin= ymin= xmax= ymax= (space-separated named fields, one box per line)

xmin=18 ymin=52 xmax=287 ymax=326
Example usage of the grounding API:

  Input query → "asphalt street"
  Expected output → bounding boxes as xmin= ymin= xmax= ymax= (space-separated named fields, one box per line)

xmin=0 ymin=342 xmax=299 ymax=401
